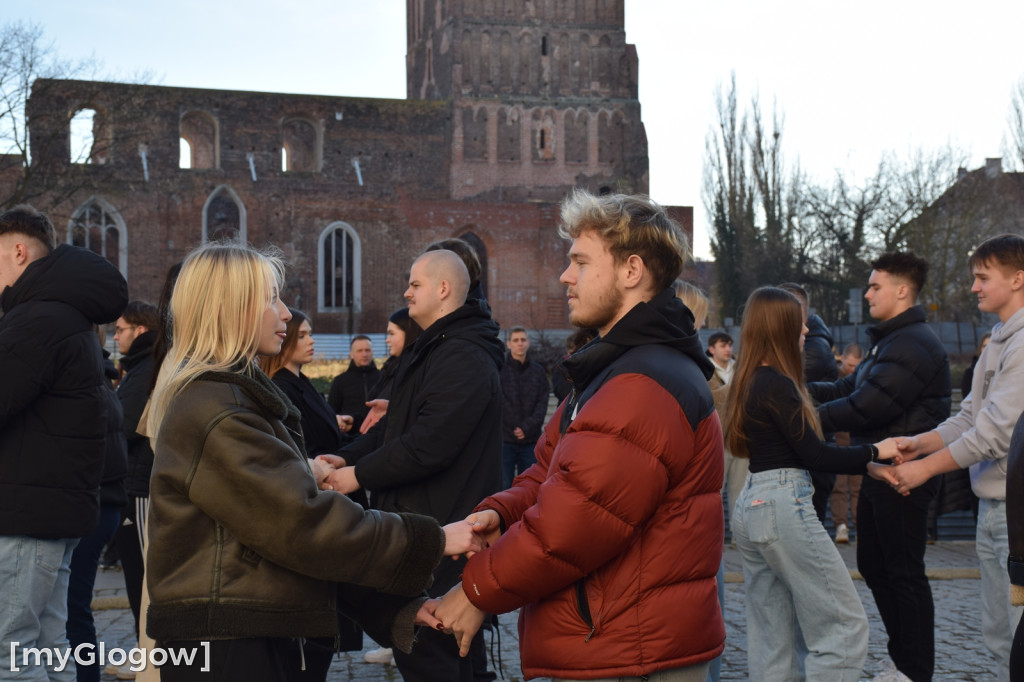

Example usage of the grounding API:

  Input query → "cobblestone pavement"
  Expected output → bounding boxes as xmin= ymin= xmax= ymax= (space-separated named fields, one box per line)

xmin=93 ymin=541 xmax=999 ymax=681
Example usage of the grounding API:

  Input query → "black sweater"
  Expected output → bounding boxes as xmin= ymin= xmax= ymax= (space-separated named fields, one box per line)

xmin=745 ymin=367 xmax=873 ymax=475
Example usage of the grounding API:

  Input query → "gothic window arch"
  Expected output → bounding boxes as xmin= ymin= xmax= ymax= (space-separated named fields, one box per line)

xmin=180 ymin=110 xmax=219 ymax=169
xmin=202 ymin=185 xmax=246 ymax=243
xmin=281 ymin=117 xmax=320 ymax=172
xmin=68 ymin=197 xmax=127 ymax=275
xmin=318 ymin=222 xmax=362 ymax=312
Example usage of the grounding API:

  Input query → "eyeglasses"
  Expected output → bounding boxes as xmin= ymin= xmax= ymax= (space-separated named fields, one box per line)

xmin=114 ymin=325 xmax=137 ymax=336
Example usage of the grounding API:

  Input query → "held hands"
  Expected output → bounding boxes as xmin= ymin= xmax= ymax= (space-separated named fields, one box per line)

xmin=314 ymin=455 xmax=361 ymax=494
xmin=895 ymin=435 xmax=925 ymax=462
xmin=887 ymin=460 xmax=933 ymax=497
xmin=359 ymin=399 xmax=390 ymax=434
xmin=442 ymin=519 xmax=488 ymax=558
xmin=463 ymin=510 xmax=501 ymax=557
xmin=872 ymin=438 xmax=903 ymax=464
xmin=435 ymin=584 xmax=488 ymax=657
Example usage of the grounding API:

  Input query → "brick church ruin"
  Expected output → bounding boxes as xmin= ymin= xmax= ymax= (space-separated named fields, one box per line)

xmin=7 ymin=0 xmax=692 ymax=332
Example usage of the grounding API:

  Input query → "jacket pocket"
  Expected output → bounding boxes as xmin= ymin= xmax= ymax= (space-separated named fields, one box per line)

xmin=744 ymin=498 xmax=779 ymax=544
xmin=574 ymin=578 xmax=596 ymax=642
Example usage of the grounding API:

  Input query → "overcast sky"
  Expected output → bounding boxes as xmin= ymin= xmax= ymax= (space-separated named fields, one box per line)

xmin=11 ymin=0 xmax=1024 ymax=257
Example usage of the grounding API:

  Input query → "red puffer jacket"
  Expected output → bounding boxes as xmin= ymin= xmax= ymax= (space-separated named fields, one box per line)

xmin=461 ymin=294 xmax=725 ymax=680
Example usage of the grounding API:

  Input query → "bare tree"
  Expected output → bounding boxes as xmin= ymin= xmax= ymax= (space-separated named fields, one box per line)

xmin=0 ymin=21 xmax=153 ymax=211
xmin=703 ymin=75 xmax=800 ymax=321
xmin=1007 ymin=76 xmax=1024 ymax=172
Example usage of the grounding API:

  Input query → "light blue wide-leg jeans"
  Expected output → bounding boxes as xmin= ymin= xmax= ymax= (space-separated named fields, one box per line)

xmin=731 ymin=468 xmax=868 ymax=682
xmin=0 ymin=535 xmax=79 ymax=681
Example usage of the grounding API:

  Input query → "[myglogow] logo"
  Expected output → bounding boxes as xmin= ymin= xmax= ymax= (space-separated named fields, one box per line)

xmin=8 ymin=641 xmax=210 ymax=673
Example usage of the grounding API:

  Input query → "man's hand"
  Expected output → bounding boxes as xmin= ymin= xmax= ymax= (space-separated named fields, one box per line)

xmin=442 ymin=520 xmax=485 ymax=558
xmin=513 ymin=427 xmax=525 ymax=440
xmin=464 ymin=510 xmax=502 ymax=556
xmin=435 ymin=584 xmax=487 ymax=657
xmin=336 ymin=414 xmax=354 ymax=433
xmin=895 ymin=435 xmax=925 ymax=462
xmin=359 ymin=399 xmax=390 ymax=434
xmin=321 ymin=466 xmax=361 ymax=494
xmin=888 ymin=460 xmax=935 ymax=496
xmin=866 ymin=462 xmax=904 ymax=493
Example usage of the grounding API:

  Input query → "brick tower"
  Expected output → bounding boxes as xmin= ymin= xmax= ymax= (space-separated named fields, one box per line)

xmin=405 ymin=0 xmax=649 ymax=202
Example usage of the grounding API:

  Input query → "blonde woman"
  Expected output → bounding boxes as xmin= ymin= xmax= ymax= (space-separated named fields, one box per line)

xmin=145 ymin=243 xmax=478 ymax=681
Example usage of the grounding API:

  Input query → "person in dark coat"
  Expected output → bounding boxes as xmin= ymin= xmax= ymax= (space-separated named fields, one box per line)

xmin=779 ymin=282 xmax=839 ymax=524
xmin=0 ymin=205 xmax=128 ymax=678
xmin=1006 ymin=411 xmax=1024 ymax=681
xmin=259 ymin=308 xmax=368 ymax=667
xmin=327 ymin=335 xmax=381 ymax=434
xmin=809 ymin=252 xmax=951 ymax=682
xmin=110 ymin=300 xmax=160 ymax=641
xmin=321 ymin=249 xmax=504 ymax=682
xmin=68 ymin=348 xmax=129 ymax=682
xmin=499 ymin=326 xmax=550 ymax=488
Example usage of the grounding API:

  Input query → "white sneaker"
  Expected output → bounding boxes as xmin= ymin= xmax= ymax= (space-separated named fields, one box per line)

xmin=363 ymin=647 xmax=396 ymax=666
xmin=871 ymin=660 xmax=911 ymax=681
xmin=835 ymin=523 xmax=849 ymax=543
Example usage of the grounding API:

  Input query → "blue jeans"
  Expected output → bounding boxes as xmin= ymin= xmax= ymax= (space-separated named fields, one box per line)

xmin=502 ymin=441 xmax=536 ymax=489
xmin=977 ymin=498 xmax=1024 ymax=682
xmin=0 ymin=535 xmax=79 ymax=681
xmin=731 ymin=468 xmax=868 ymax=682
xmin=67 ymin=503 xmax=122 ymax=682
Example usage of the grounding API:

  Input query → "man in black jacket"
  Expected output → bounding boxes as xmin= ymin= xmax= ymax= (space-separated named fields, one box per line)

xmin=0 ymin=205 xmax=128 ymax=678
xmin=500 ymin=326 xmax=550 ymax=488
xmin=809 ymin=252 xmax=950 ymax=682
xmin=328 ymin=335 xmax=381 ymax=434
xmin=112 ymin=300 xmax=160 ymax=639
xmin=322 ymin=249 xmax=503 ymax=682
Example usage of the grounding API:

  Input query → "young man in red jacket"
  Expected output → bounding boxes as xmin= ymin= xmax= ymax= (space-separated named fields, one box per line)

xmin=435 ymin=189 xmax=726 ymax=681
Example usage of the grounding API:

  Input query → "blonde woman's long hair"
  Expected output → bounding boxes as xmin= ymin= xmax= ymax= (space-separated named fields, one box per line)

xmin=723 ymin=286 xmax=822 ymax=458
xmin=147 ymin=243 xmax=285 ymax=438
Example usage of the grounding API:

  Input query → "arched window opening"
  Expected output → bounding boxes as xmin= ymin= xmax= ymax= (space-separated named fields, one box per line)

xmin=70 ymin=107 xmax=109 ymax=165
xmin=281 ymin=118 xmax=319 ymax=172
xmin=180 ymin=111 xmax=219 ymax=170
xmin=459 ymin=231 xmax=489 ymax=300
xmin=69 ymin=199 xmax=126 ymax=274
xmin=319 ymin=223 xmax=362 ymax=312
xmin=202 ymin=186 xmax=246 ymax=243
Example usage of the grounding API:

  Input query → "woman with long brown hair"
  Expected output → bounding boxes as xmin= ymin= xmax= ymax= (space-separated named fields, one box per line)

xmin=724 ymin=287 xmax=900 ymax=681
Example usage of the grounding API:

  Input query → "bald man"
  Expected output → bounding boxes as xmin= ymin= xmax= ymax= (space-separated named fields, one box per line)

xmin=323 ymin=250 xmax=504 ymax=681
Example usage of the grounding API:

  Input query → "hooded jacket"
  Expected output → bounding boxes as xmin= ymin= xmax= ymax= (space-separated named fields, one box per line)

xmin=938 ymin=305 xmax=1024 ymax=499
xmin=117 ymin=330 xmax=157 ymax=497
xmin=460 ymin=289 xmax=726 ymax=680
xmin=804 ymin=313 xmax=838 ymax=383
xmin=146 ymin=366 xmax=444 ymax=647
xmin=0 ymin=244 xmax=128 ymax=539
xmin=343 ymin=299 xmax=504 ymax=594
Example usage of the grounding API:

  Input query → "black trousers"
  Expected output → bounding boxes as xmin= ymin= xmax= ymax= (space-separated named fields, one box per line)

xmin=159 ymin=638 xmax=332 ymax=682
xmin=114 ymin=495 xmax=148 ymax=638
xmin=857 ymin=476 xmax=938 ymax=682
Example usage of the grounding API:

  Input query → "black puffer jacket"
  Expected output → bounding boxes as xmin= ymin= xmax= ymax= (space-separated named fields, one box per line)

xmin=346 ymin=299 xmax=504 ymax=529
xmin=809 ymin=305 xmax=950 ymax=443
xmin=0 ymin=245 xmax=128 ymax=539
xmin=804 ymin=313 xmax=838 ymax=383
xmin=118 ymin=331 xmax=157 ymax=497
